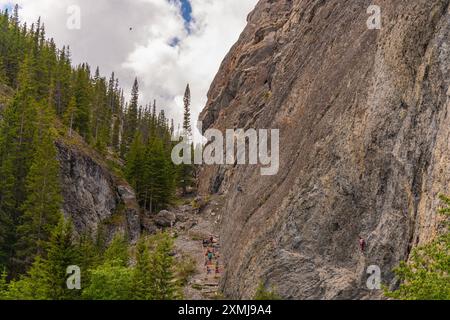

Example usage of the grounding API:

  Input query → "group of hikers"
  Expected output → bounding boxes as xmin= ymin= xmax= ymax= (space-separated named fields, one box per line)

xmin=203 ymin=235 xmax=220 ymax=276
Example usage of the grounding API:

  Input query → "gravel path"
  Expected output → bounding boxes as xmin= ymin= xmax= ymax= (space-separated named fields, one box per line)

xmin=173 ymin=197 xmax=224 ymax=300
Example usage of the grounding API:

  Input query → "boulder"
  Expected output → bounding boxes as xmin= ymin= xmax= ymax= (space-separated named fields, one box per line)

xmin=154 ymin=210 xmax=177 ymax=228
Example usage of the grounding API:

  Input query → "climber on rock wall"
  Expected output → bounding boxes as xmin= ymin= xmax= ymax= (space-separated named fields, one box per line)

xmin=359 ymin=236 xmax=366 ymax=252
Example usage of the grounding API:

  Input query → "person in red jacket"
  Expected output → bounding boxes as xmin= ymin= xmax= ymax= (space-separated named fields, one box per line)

xmin=359 ymin=236 xmax=366 ymax=252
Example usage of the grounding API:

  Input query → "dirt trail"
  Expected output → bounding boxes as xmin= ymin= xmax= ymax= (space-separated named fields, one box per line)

xmin=173 ymin=196 xmax=225 ymax=300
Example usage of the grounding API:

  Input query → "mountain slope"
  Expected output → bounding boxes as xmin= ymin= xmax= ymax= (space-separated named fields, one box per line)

xmin=199 ymin=0 xmax=450 ymax=299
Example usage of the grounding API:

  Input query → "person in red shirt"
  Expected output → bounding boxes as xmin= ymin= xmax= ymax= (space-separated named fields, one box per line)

xmin=359 ymin=236 xmax=366 ymax=252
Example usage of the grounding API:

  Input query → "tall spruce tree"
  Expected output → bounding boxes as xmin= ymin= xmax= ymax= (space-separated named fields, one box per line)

xmin=5 ymin=217 xmax=79 ymax=300
xmin=148 ymin=233 xmax=181 ymax=300
xmin=39 ymin=217 xmax=80 ymax=300
xmin=103 ymin=233 xmax=129 ymax=267
xmin=0 ymin=55 xmax=38 ymax=274
xmin=123 ymin=78 xmax=139 ymax=155
xmin=133 ymin=236 xmax=153 ymax=300
xmin=0 ymin=60 xmax=6 ymax=84
xmin=16 ymin=103 xmax=63 ymax=269
xmin=63 ymin=96 xmax=77 ymax=137
xmin=142 ymin=138 xmax=172 ymax=213
xmin=72 ymin=64 xmax=91 ymax=141
xmin=125 ymin=133 xmax=145 ymax=197
xmin=182 ymin=84 xmax=192 ymax=140
xmin=0 ymin=269 xmax=7 ymax=299
xmin=176 ymin=84 xmax=195 ymax=195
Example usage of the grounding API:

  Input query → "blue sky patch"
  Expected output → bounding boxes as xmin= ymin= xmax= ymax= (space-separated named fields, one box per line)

xmin=1 ymin=3 xmax=14 ymax=12
xmin=180 ymin=0 xmax=192 ymax=24
xmin=168 ymin=0 xmax=192 ymax=32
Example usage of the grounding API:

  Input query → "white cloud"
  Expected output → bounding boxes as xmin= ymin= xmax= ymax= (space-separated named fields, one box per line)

xmin=0 ymin=0 xmax=258 ymax=141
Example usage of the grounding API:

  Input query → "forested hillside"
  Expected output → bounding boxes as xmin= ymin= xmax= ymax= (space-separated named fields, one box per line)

xmin=0 ymin=5 xmax=194 ymax=299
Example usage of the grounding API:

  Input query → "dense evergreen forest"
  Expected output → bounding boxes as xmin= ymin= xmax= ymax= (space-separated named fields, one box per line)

xmin=0 ymin=6 xmax=195 ymax=299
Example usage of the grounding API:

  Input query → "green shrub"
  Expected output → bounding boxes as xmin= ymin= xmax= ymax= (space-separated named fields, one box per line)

xmin=176 ymin=254 xmax=197 ymax=286
xmin=254 ymin=281 xmax=281 ymax=300
xmin=385 ymin=195 xmax=450 ymax=300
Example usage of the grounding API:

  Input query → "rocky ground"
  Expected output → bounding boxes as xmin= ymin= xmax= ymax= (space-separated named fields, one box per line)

xmin=150 ymin=195 xmax=226 ymax=300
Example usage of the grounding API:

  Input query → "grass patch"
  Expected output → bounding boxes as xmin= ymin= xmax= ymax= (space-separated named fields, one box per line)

xmin=190 ymin=232 xmax=205 ymax=241
xmin=264 ymin=90 xmax=272 ymax=100
xmin=103 ymin=203 xmax=126 ymax=226
xmin=106 ymin=159 xmax=125 ymax=180
xmin=191 ymin=196 xmax=211 ymax=210
xmin=176 ymin=254 xmax=197 ymax=286
xmin=211 ymin=292 xmax=226 ymax=300
xmin=192 ymin=284 xmax=203 ymax=291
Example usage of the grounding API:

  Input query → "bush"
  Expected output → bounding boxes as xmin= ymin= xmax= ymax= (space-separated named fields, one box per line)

xmin=176 ymin=254 xmax=197 ymax=286
xmin=83 ymin=261 xmax=134 ymax=300
xmin=385 ymin=195 xmax=450 ymax=300
xmin=254 ymin=281 xmax=281 ymax=300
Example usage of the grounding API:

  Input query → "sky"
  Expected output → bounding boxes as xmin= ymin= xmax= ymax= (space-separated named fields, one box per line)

xmin=0 ymin=0 xmax=258 ymax=141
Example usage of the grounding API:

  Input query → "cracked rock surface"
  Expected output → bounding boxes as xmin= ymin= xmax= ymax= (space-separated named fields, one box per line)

xmin=198 ymin=0 xmax=450 ymax=299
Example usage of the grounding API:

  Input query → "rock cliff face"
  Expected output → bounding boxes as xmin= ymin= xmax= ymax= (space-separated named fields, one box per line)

xmin=56 ymin=140 xmax=141 ymax=243
xmin=199 ymin=0 xmax=450 ymax=299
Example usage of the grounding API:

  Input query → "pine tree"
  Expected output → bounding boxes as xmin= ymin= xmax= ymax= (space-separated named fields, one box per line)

xmin=103 ymin=233 xmax=129 ymax=267
xmin=82 ymin=261 xmax=134 ymax=300
xmin=123 ymin=78 xmax=139 ymax=154
xmin=54 ymin=46 xmax=72 ymax=116
xmin=148 ymin=232 xmax=180 ymax=300
xmin=5 ymin=218 xmax=79 ymax=300
xmin=43 ymin=217 xmax=80 ymax=300
xmin=82 ymin=233 xmax=133 ymax=300
xmin=0 ymin=56 xmax=38 ymax=274
xmin=76 ymin=231 xmax=100 ymax=290
xmin=0 ymin=59 xmax=6 ymax=84
xmin=0 ymin=268 xmax=7 ymax=299
xmin=143 ymin=138 xmax=173 ymax=213
xmin=5 ymin=256 xmax=49 ymax=299
xmin=0 ymin=152 xmax=15 ymax=268
xmin=125 ymin=133 xmax=145 ymax=196
xmin=170 ymin=119 xmax=175 ymax=138
xmin=178 ymin=84 xmax=195 ymax=195
xmin=72 ymin=65 xmax=91 ymax=141
xmin=16 ymin=103 xmax=63 ymax=268
xmin=111 ymin=115 xmax=121 ymax=152
xmin=133 ymin=236 xmax=153 ymax=300
xmin=63 ymin=96 xmax=77 ymax=137
xmin=12 ymin=5 xmax=19 ymax=28
xmin=91 ymin=68 xmax=111 ymax=153
xmin=183 ymin=84 xmax=192 ymax=140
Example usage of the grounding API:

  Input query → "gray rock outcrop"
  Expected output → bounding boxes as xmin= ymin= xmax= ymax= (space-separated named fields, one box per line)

xmin=199 ymin=0 xmax=450 ymax=299
xmin=56 ymin=140 xmax=141 ymax=243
